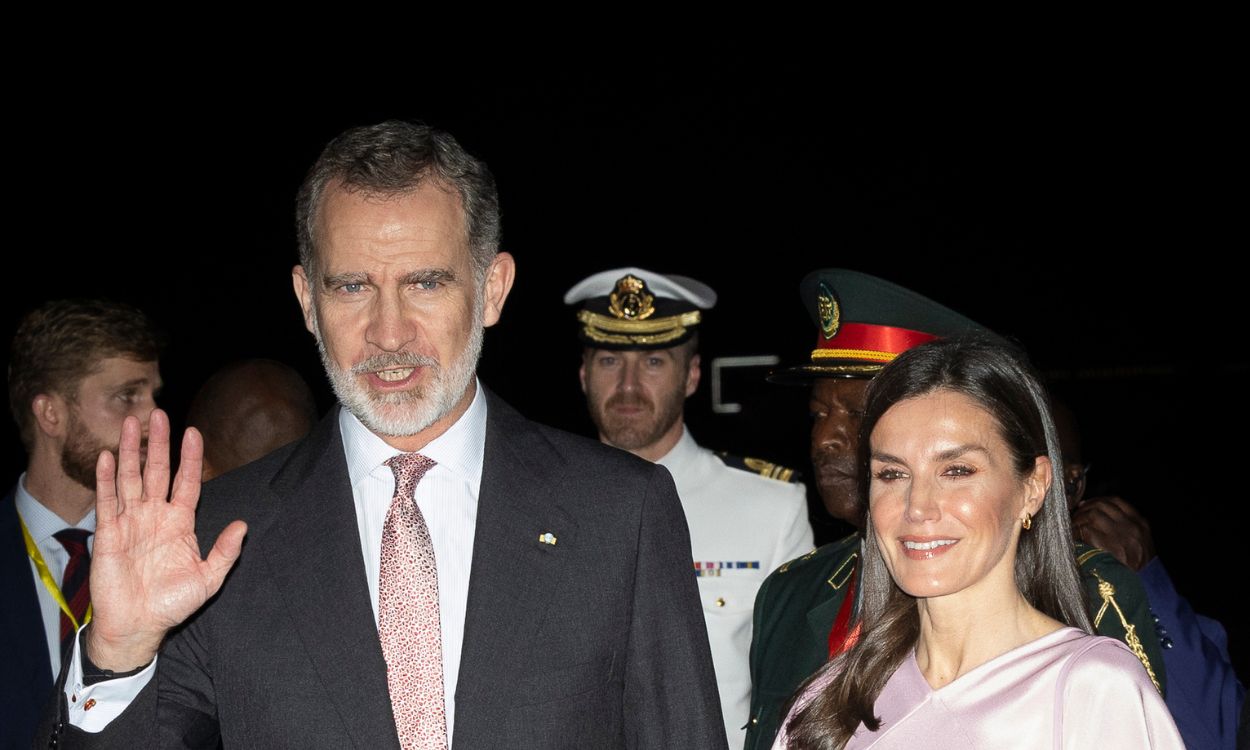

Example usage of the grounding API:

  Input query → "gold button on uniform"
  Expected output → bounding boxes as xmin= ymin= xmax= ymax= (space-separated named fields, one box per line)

xmin=715 ymin=597 xmax=726 ymax=607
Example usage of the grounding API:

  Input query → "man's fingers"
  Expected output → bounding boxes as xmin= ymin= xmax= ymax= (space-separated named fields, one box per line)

xmin=1071 ymin=514 xmax=1104 ymax=536
xmin=1075 ymin=499 xmax=1123 ymax=527
xmin=142 ymin=409 xmax=172 ymax=503
xmin=203 ymin=520 xmax=248 ymax=595
xmin=1072 ymin=514 xmax=1115 ymax=546
xmin=1084 ymin=496 xmax=1136 ymax=519
xmin=1090 ymin=492 xmax=1145 ymax=527
xmin=96 ymin=450 xmax=120 ymax=524
xmin=116 ymin=416 xmax=145 ymax=503
xmin=1071 ymin=505 xmax=1102 ymax=528
xmin=1105 ymin=495 xmax=1135 ymax=512
xmin=1101 ymin=496 xmax=1142 ymax=520
xmin=170 ymin=427 xmax=205 ymax=510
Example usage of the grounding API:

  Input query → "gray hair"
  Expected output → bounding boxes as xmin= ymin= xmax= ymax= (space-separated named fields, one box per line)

xmin=295 ymin=120 xmax=501 ymax=283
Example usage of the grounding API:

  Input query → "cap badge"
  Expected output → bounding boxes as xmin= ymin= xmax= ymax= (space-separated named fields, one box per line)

xmin=817 ymin=281 xmax=841 ymax=339
xmin=608 ymin=275 xmax=655 ymax=321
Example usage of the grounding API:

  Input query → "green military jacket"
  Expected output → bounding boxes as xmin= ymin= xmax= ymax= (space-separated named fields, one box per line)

xmin=743 ymin=536 xmax=1166 ymax=750
xmin=745 ymin=534 xmax=860 ymax=750
xmin=1073 ymin=542 xmax=1166 ymax=694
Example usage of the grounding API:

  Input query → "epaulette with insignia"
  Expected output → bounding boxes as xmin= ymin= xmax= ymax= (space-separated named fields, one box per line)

xmin=775 ymin=533 xmax=859 ymax=574
xmin=715 ymin=451 xmax=802 ymax=483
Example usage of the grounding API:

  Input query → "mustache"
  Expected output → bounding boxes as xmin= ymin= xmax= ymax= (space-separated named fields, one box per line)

xmin=351 ymin=352 xmax=438 ymax=375
xmin=605 ymin=392 xmax=653 ymax=410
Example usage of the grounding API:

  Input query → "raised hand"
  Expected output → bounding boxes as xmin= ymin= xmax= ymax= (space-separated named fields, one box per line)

xmin=85 ymin=409 xmax=247 ymax=671
xmin=1071 ymin=495 xmax=1156 ymax=572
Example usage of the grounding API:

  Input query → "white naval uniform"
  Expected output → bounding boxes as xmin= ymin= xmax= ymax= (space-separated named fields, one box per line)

xmin=656 ymin=426 xmax=814 ymax=749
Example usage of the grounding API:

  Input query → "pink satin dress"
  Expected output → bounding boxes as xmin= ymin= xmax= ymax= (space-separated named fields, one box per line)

xmin=775 ymin=627 xmax=1184 ymax=749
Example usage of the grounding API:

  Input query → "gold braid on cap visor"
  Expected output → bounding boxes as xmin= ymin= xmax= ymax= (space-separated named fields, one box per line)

xmin=577 ymin=309 xmax=702 ymax=346
xmin=791 ymin=363 xmax=885 ymax=376
xmin=811 ymin=348 xmax=899 ymax=363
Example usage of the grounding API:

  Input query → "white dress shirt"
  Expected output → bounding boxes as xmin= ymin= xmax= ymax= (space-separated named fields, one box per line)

xmin=67 ymin=383 xmax=487 ymax=746
xmin=15 ymin=474 xmax=96 ymax=680
xmin=339 ymin=382 xmax=485 ymax=743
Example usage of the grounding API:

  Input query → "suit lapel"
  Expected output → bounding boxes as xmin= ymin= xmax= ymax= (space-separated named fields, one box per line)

xmin=260 ymin=409 xmax=399 ymax=749
xmin=455 ymin=392 xmax=578 ymax=706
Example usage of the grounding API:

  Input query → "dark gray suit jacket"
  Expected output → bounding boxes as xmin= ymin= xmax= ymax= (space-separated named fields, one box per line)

xmin=41 ymin=391 xmax=726 ymax=748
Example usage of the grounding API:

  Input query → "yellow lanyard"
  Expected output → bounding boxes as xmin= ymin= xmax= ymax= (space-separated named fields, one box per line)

xmin=18 ymin=514 xmax=92 ymax=631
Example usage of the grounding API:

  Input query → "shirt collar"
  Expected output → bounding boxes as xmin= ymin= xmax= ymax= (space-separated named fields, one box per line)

xmin=14 ymin=474 xmax=96 ymax=543
xmin=339 ymin=379 xmax=488 ymax=489
xmin=655 ymin=424 xmax=698 ymax=471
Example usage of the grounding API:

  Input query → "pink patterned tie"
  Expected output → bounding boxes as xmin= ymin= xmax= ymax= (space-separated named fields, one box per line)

xmin=380 ymin=453 xmax=447 ymax=749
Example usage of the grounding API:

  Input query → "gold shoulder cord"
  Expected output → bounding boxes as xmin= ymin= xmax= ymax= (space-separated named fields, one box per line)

xmin=1088 ymin=569 xmax=1162 ymax=693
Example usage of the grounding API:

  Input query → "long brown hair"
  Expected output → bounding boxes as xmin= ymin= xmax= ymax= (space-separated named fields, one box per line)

xmin=784 ymin=337 xmax=1092 ymax=749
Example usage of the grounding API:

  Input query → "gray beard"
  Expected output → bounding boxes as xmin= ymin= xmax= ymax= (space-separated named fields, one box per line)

xmin=312 ymin=307 xmax=484 ymax=437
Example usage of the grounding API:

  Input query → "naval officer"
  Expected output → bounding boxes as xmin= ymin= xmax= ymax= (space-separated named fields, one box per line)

xmin=567 ymin=267 xmax=814 ymax=748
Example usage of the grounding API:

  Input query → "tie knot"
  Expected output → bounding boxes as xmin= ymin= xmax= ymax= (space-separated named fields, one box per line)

xmin=54 ymin=528 xmax=92 ymax=556
xmin=385 ymin=453 xmax=438 ymax=499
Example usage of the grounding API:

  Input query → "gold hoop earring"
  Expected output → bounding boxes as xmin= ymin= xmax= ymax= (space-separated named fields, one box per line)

xmin=1022 ymin=513 xmax=1032 ymax=531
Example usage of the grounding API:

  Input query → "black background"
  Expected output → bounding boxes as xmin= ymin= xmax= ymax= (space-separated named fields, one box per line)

xmin=5 ymin=60 xmax=1244 ymax=680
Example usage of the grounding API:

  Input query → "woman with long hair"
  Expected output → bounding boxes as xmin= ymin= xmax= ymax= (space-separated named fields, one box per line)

xmin=776 ymin=337 xmax=1182 ymax=749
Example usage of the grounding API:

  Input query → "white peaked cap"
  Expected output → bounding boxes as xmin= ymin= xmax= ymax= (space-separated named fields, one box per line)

xmin=563 ymin=267 xmax=717 ymax=309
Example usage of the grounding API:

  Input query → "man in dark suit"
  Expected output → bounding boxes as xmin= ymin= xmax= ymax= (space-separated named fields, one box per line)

xmin=42 ymin=121 xmax=725 ymax=748
xmin=1 ymin=299 xmax=161 ymax=750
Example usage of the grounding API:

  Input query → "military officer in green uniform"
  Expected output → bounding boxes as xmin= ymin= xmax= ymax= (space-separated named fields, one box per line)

xmin=743 ymin=269 xmax=1165 ymax=750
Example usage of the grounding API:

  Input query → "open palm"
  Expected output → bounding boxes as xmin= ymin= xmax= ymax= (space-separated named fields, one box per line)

xmin=86 ymin=409 xmax=247 ymax=670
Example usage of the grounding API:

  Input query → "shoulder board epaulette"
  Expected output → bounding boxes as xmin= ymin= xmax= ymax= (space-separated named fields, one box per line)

xmin=715 ymin=451 xmax=802 ymax=483
xmin=1074 ymin=542 xmax=1109 ymax=568
xmin=776 ymin=534 xmax=859 ymax=574
xmin=775 ymin=546 xmax=820 ymax=574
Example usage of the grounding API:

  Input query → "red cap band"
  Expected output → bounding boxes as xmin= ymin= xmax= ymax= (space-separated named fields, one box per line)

xmin=812 ymin=323 xmax=939 ymax=363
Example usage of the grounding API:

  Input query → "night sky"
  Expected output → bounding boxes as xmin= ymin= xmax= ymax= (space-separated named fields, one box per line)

xmin=7 ymin=62 xmax=1244 ymax=678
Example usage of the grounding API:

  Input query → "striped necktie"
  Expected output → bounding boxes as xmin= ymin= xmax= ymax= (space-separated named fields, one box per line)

xmin=53 ymin=528 xmax=92 ymax=656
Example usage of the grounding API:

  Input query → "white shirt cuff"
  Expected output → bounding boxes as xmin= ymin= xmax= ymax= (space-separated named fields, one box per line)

xmin=64 ymin=628 xmax=157 ymax=732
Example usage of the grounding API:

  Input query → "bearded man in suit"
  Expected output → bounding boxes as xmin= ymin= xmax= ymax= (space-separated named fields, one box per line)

xmin=2 ymin=299 xmax=161 ymax=750
xmin=42 ymin=121 xmax=725 ymax=749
